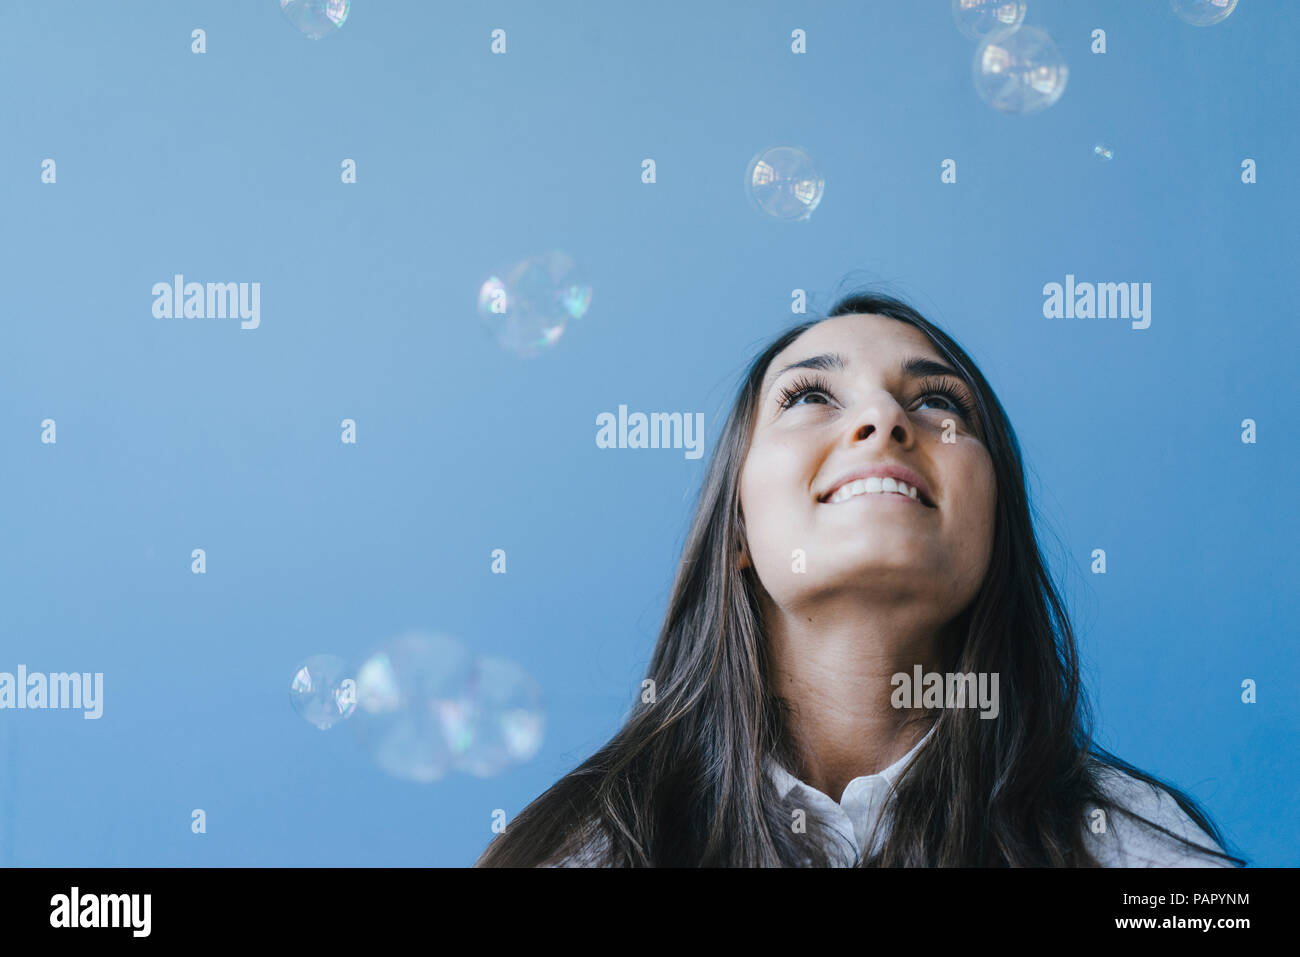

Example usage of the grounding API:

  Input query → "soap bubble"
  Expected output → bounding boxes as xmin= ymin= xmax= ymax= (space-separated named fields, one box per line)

xmin=1093 ymin=144 xmax=1114 ymax=161
xmin=951 ymin=0 xmax=1026 ymax=41
xmin=973 ymin=25 xmax=1068 ymax=114
xmin=1170 ymin=0 xmax=1237 ymax=27
xmin=352 ymin=633 xmax=478 ymax=782
xmin=280 ymin=0 xmax=350 ymax=40
xmin=745 ymin=146 xmax=825 ymax=222
xmin=289 ymin=654 xmax=357 ymax=730
xmin=454 ymin=657 xmax=546 ymax=777
xmin=477 ymin=251 xmax=592 ymax=358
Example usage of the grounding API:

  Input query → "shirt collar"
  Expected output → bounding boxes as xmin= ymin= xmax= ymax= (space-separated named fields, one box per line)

xmin=766 ymin=722 xmax=936 ymax=802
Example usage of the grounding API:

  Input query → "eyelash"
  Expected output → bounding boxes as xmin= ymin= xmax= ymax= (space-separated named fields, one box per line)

xmin=776 ymin=373 xmax=976 ymax=420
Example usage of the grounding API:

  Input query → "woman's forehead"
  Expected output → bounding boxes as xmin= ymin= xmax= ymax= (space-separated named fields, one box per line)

xmin=766 ymin=314 xmax=937 ymax=379
xmin=798 ymin=312 xmax=927 ymax=348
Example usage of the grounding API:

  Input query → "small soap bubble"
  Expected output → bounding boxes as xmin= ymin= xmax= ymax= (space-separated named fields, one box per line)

xmin=353 ymin=633 xmax=477 ymax=782
xmin=1094 ymin=144 xmax=1113 ymax=161
xmin=745 ymin=146 xmax=825 ymax=222
xmin=476 ymin=251 xmax=592 ymax=358
xmin=289 ymin=654 xmax=357 ymax=730
xmin=455 ymin=657 xmax=546 ymax=778
xmin=1171 ymin=0 xmax=1237 ymax=27
xmin=973 ymin=25 xmax=1068 ymax=114
xmin=280 ymin=0 xmax=350 ymax=40
xmin=951 ymin=0 xmax=1026 ymax=41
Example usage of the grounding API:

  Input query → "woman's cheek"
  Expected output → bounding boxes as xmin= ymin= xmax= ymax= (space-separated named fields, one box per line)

xmin=955 ymin=452 xmax=998 ymax=593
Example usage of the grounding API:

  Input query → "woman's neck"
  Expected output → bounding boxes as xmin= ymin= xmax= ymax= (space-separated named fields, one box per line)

xmin=765 ymin=592 xmax=944 ymax=802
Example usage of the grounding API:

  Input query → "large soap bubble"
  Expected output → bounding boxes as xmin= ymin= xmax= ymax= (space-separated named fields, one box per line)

xmin=973 ymin=25 xmax=1068 ymax=114
xmin=454 ymin=657 xmax=546 ymax=777
xmin=289 ymin=654 xmax=357 ymax=730
xmin=744 ymin=146 xmax=825 ymax=222
xmin=352 ymin=633 xmax=478 ymax=782
xmin=477 ymin=251 xmax=592 ymax=358
xmin=352 ymin=632 xmax=549 ymax=781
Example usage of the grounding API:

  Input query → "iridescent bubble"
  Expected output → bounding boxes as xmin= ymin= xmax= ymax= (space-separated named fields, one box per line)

xmin=951 ymin=0 xmax=1026 ymax=41
xmin=476 ymin=251 xmax=592 ymax=358
xmin=1094 ymin=144 xmax=1114 ymax=161
xmin=352 ymin=633 xmax=477 ymax=782
xmin=280 ymin=0 xmax=350 ymax=40
xmin=973 ymin=25 xmax=1068 ymax=114
xmin=1171 ymin=0 xmax=1237 ymax=27
xmin=289 ymin=654 xmax=357 ymax=730
xmin=745 ymin=146 xmax=825 ymax=222
xmin=455 ymin=657 xmax=546 ymax=778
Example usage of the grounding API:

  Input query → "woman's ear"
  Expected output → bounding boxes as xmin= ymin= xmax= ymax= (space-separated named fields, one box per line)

xmin=737 ymin=543 xmax=750 ymax=570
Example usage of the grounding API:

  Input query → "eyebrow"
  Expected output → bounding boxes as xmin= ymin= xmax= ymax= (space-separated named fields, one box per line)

xmin=765 ymin=352 xmax=970 ymax=397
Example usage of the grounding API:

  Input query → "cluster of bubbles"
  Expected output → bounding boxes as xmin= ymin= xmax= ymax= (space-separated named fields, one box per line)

xmin=353 ymin=634 xmax=546 ymax=781
xmin=744 ymin=146 xmax=825 ymax=222
xmin=955 ymin=0 xmax=1235 ymax=118
xmin=277 ymin=0 xmax=1237 ymax=291
xmin=280 ymin=0 xmax=350 ymax=40
xmin=288 ymin=635 xmax=546 ymax=782
xmin=476 ymin=251 xmax=592 ymax=358
xmin=1171 ymin=0 xmax=1237 ymax=27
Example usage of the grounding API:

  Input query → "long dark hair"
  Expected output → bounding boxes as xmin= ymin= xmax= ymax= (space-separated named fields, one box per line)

xmin=476 ymin=290 xmax=1244 ymax=867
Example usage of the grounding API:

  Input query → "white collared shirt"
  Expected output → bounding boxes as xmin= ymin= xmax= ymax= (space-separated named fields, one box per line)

xmin=765 ymin=724 xmax=938 ymax=863
xmin=548 ymin=729 xmax=1235 ymax=866
xmin=767 ymin=727 xmax=1234 ymax=867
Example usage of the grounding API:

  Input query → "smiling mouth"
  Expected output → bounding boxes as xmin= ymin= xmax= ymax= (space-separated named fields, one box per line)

xmin=819 ymin=476 xmax=936 ymax=508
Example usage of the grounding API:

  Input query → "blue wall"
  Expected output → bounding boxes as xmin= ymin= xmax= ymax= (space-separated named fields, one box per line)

xmin=0 ymin=0 xmax=1294 ymax=866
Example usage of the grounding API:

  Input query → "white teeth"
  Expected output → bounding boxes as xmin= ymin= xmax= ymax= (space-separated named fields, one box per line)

xmin=826 ymin=476 xmax=922 ymax=504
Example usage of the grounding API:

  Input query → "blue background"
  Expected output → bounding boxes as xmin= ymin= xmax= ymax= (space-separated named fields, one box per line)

xmin=0 ymin=0 xmax=1295 ymax=867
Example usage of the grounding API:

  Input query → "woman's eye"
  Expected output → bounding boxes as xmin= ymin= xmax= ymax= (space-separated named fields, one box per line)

xmin=776 ymin=377 xmax=838 ymax=410
xmin=789 ymin=389 xmax=830 ymax=407
xmin=918 ymin=394 xmax=958 ymax=413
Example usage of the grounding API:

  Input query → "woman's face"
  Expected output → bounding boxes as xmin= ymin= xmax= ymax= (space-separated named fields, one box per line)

xmin=738 ymin=314 xmax=997 ymax=624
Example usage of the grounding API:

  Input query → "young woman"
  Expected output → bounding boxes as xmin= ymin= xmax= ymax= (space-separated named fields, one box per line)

xmin=476 ymin=291 xmax=1244 ymax=867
